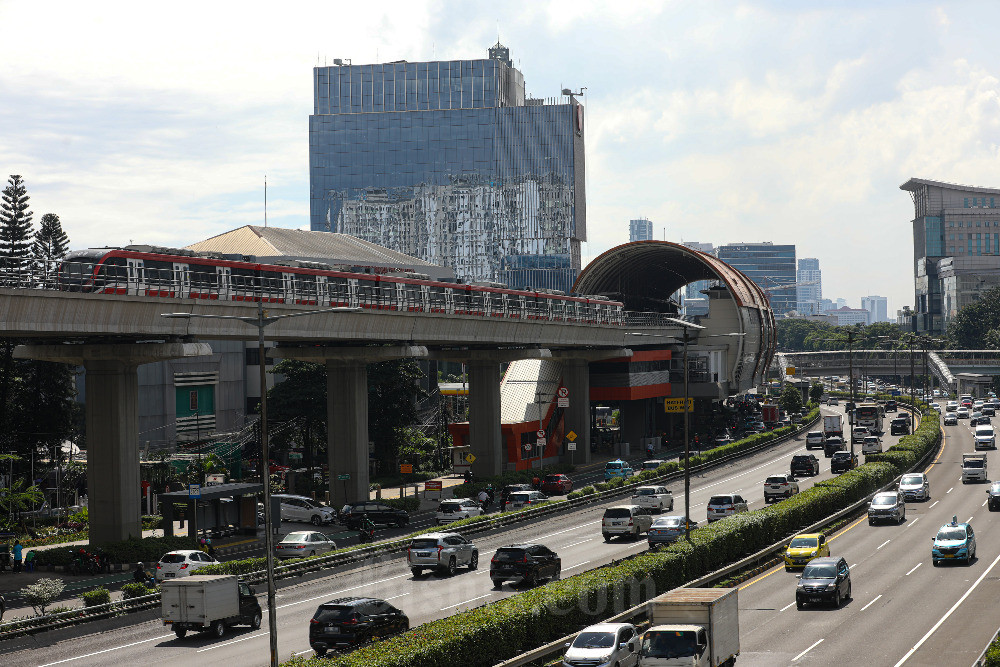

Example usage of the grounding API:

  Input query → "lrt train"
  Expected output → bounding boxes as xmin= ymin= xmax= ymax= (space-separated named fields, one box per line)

xmin=56 ymin=246 xmax=625 ymax=324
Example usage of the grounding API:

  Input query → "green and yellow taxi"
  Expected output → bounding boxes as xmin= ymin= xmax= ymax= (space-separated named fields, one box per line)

xmin=783 ymin=533 xmax=830 ymax=571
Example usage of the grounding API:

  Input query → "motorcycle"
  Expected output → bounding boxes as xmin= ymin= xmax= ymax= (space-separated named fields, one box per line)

xmin=69 ymin=549 xmax=101 ymax=575
xmin=358 ymin=527 xmax=376 ymax=544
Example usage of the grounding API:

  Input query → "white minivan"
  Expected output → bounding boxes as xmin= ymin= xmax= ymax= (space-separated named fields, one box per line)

xmin=975 ymin=424 xmax=997 ymax=450
xmin=272 ymin=494 xmax=337 ymax=525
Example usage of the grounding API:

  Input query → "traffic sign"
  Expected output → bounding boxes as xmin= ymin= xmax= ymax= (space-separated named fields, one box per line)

xmin=400 ymin=464 xmax=413 ymax=474
xmin=465 ymin=453 xmax=477 ymax=463
xmin=664 ymin=397 xmax=694 ymax=413
xmin=337 ymin=473 xmax=351 ymax=480
xmin=536 ymin=436 xmax=546 ymax=447
xmin=786 ymin=366 xmax=797 ymax=375
xmin=567 ymin=442 xmax=577 ymax=451
xmin=537 ymin=429 xmax=546 ymax=438
xmin=557 ymin=387 xmax=569 ymax=398
xmin=557 ymin=397 xmax=569 ymax=408
xmin=565 ymin=430 xmax=577 ymax=442
xmin=523 ymin=443 xmax=531 ymax=452
xmin=188 ymin=483 xmax=201 ymax=499
xmin=425 ymin=480 xmax=442 ymax=491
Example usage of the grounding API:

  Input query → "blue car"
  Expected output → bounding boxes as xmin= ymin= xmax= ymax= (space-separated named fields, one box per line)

xmin=604 ymin=459 xmax=634 ymax=481
xmin=932 ymin=516 xmax=977 ymax=566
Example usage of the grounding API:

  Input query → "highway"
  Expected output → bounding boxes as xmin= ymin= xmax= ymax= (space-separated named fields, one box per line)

xmin=738 ymin=412 xmax=1000 ymax=666
xmin=2 ymin=415 xmax=839 ymax=667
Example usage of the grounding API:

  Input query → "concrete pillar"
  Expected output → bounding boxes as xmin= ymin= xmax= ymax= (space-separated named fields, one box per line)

xmin=467 ymin=360 xmax=504 ymax=477
xmin=327 ymin=361 xmax=369 ymax=507
xmin=620 ymin=399 xmax=647 ymax=459
xmin=562 ymin=359 xmax=591 ymax=464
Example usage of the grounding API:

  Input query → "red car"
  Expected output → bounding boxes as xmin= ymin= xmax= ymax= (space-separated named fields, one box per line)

xmin=540 ymin=474 xmax=573 ymax=496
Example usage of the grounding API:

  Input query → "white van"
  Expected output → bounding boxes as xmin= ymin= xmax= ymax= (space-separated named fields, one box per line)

xmin=272 ymin=494 xmax=336 ymax=525
xmin=975 ymin=425 xmax=997 ymax=450
xmin=861 ymin=435 xmax=882 ymax=455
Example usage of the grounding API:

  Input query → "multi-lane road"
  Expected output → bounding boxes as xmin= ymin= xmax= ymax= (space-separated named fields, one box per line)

xmin=9 ymin=407 xmax=993 ymax=667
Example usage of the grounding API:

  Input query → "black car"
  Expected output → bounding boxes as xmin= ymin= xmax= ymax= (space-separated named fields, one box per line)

xmin=823 ymin=437 xmax=846 ymax=458
xmin=795 ymin=556 xmax=852 ymax=608
xmin=987 ymin=482 xmax=1000 ymax=511
xmin=884 ymin=400 xmax=897 ymax=412
xmin=830 ymin=451 xmax=858 ymax=473
xmin=890 ymin=418 xmax=909 ymax=436
xmin=308 ymin=597 xmax=409 ymax=655
xmin=339 ymin=502 xmax=409 ymax=529
xmin=490 ymin=543 xmax=561 ymax=588
xmin=791 ymin=454 xmax=820 ymax=477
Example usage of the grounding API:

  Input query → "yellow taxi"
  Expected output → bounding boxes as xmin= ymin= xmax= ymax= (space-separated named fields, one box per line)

xmin=783 ymin=533 xmax=830 ymax=571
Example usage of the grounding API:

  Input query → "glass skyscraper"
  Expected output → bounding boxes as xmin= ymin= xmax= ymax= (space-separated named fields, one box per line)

xmin=797 ymin=257 xmax=822 ymax=315
xmin=309 ymin=43 xmax=586 ymax=292
xmin=716 ymin=242 xmax=797 ymax=315
xmin=629 ymin=218 xmax=652 ymax=242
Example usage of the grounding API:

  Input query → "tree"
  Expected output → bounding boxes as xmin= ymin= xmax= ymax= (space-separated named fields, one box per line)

xmin=20 ymin=578 xmax=65 ymax=615
xmin=949 ymin=286 xmax=1000 ymax=349
xmin=779 ymin=385 xmax=803 ymax=414
xmin=31 ymin=212 xmax=70 ymax=285
xmin=367 ymin=359 xmax=426 ymax=471
xmin=267 ymin=359 xmax=328 ymax=472
xmin=0 ymin=175 xmax=34 ymax=277
xmin=809 ymin=382 xmax=824 ymax=403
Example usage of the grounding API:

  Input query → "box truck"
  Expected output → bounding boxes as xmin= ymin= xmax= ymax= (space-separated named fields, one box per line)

xmin=639 ymin=587 xmax=739 ymax=667
xmin=822 ymin=414 xmax=843 ymax=439
xmin=161 ymin=574 xmax=262 ymax=639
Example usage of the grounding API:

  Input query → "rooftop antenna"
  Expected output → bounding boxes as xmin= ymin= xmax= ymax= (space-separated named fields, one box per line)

xmin=264 ymin=175 xmax=268 ymax=228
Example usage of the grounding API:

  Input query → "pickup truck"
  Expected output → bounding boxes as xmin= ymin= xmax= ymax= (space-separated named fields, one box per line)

xmin=161 ymin=575 xmax=261 ymax=639
xmin=640 ymin=587 xmax=739 ymax=667
xmin=962 ymin=453 xmax=988 ymax=483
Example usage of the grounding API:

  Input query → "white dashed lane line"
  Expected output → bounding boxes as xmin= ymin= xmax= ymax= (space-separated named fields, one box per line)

xmin=793 ymin=638 xmax=824 ymax=662
xmin=905 ymin=562 xmax=922 ymax=576
xmin=861 ymin=594 xmax=882 ymax=611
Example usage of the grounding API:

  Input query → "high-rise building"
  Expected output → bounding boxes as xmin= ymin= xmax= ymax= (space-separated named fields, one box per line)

xmin=716 ymin=242 xmax=797 ymax=315
xmin=829 ymin=306 xmax=871 ymax=326
xmin=901 ymin=177 xmax=1000 ymax=334
xmin=629 ymin=218 xmax=653 ymax=242
xmin=861 ymin=295 xmax=888 ymax=323
xmin=797 ymin=258 xmax=822 ymax=315
xmin=309 ymin=43 xmax=586 ymax=292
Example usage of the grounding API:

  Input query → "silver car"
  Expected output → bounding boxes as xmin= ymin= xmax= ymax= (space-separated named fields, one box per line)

xmin=899 ymin=473 xmax=930 ymax=501
xmin=275 ymin=531 xmax=338 ymax=559
xmin=868 ymin=491 xmax=906 ymax=525
xmin=562 ymin=622 xmax=640 ymax=667
xmin=647 ymin=515 xmax=697 ymax=549
xmin=407 ymin=532 xmax=479 ymax=576
xmin=505 ymin=490 xmax=546 ymax=510
xmin=435 ymin=498 xmax=484 ymax=524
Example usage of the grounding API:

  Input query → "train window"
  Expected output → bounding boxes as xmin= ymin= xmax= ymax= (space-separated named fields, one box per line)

xmin=328 ymin=277 xmax=350 ymax=304
xmin=356 ymin=279 xmax=378 ymax=307
xmin=403 ymin=283 xmax=422 ymax=310
xmin=428 ymin=285 xmax=447 ymax=312
xmin=550 ymin=298 xmax=564 ymax=321
xmin=454 ymin=289 xmax=470 ymax=313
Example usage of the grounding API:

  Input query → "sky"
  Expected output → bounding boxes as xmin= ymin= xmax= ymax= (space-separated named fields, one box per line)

xmin=3 ymin=1 xmax=1000 ymax=314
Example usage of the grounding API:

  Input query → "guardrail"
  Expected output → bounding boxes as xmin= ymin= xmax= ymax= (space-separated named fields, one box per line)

xmin=0 ymin=413 xmax=821 ymax=641
xmin=496 ymin=405 xmax=931 ymax=667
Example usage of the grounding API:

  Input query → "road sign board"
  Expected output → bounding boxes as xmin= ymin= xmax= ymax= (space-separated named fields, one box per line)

xmin=536 ymin=436 xmax=546 ymax=447
xmin=537 ymin=429 xmax=546 ymax=438
xmin=567 ymin=442 xmax=577 ymax=451
xmin=664 ymin=397 xmax=694 ymax=413
xmin=425 ymin=480 xmax=442 ymax=491
xmin=337 ymin=473 xmax=351 ymax=480
xmin=188 ymin=484 xmax=201 ymax=499
xmin=557 ymin=387 xmax=569 ymax=398
xmin=565 ymin=430 xmax=577 ymax=442
xmin=465 ymin=453 xmax=477 ymax=463
xmin=400 ymin=464 xmax=413 ymax=474
xmin=557 ymin=397 xmax=569 ymax=408
xmin=786 ymin=366 xmax=797 ymax=375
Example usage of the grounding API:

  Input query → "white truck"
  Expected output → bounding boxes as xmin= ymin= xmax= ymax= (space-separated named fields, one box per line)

xmin=823 ymin=414 xmax=843 ymax=440
xmin=962 ymin=453 xmax=988 ymax=483
xmin=639 ymin=587 xmax=739 ymax=667
xmin=161 ymin=574 xmax=262 ymax=639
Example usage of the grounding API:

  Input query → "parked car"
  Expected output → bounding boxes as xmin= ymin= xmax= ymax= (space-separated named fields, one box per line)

xmin=986 ymin=481 xmax=1000 ymax=511
xmin=763 ymin=474 xmax=800 ymax=503
xmin=898 ymin=473 xmax=930 ymax=501
xmin=861 ymin=435 xmax=882 ymax=455
xmin=407 ymin=532 xmax=478 ymax=576
xmin=824 ymin=436 xmax=846 ymax=458
xmin=500 ymin=483 xmax=534 ymax=506
xmin=308 ymin=597 xmax=408 ymax=656
xmin=641 ymin=459 xmax=666 ymax=471
xmin=604 ymin=459 xmax=635 ymax=481
xmin=490 ymin=543 xmax=560 ymax=588
xmin=272 ymin=494 xmax=336 ymax=526
xmin=805 ymin=431 xmax=825 ymax=450
xmin=868 ymin=491 xmax=906 ymax=525
xmin=647 ymin=515 xmax=697 ymax=549
xmin=791 ymin=454 xmax=820 ymax=477
xmin=155 ymin=550 xmax=220 ymax=582
xmin=795 ymin=556 xmax=852 ymax=608
xmin=505 ymin=490 xmax=547 ymax=511
xmin=830 ymin=451 xmax=859 ymax=473
xmin=706 ymin=494 xmax=749 ymax=523
xmin=783 ymin=533 xmax=830 ymax=571
xmin=540 ymin=474 xmax=573 ymax=496
xmin=602 ymin=505 xmax=654 ymax=540
xmin=631 ymin=485 xmax=674 ymax=513
xmin=944 ymin=413 xmax=958 ymax=426
xmin=931 ymin=517 xmax=976 ymax=566
xmin=561 ymin=623 xmax=640 ymax=667
xmin=435 ymin=498 xmax=484 ymax=525
xmin=275 ymin=531 xmax=338 ymax=559
xmin=339 ymin=502 xmax=409 ymax=529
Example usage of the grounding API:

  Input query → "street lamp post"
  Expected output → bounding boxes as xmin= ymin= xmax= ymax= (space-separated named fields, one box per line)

xmin=162 ymin=302 xmax=359 ymax=667
xmin=823 ymin=330 xmax=859 ymax=458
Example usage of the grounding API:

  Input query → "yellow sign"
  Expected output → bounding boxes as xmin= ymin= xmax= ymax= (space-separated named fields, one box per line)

xmin=464 ymin=453 xmax=476 ymax=464
xmin=400 ymin=464 xmax=413 ymax=474
xmin=565 ymin=430 xmax=578 ymax=442
xmin=786 ymin=367 xmax=797 ymax=375
xmin=664 ymin=398 xmax=694 ymax=413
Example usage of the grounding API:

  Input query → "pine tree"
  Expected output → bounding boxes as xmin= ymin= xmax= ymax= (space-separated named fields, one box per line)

xmin=32 ymin=213 xmax=71 ymax=285
xmin=0 ymin=175 xmax=35 ymax=283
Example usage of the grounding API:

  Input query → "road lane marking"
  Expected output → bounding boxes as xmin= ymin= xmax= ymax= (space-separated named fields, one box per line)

xmin=968 ymin=516 xmax=974 ymax=524
xmin=564 ymin=560 xmax=591 ymax=571
xmin=563 ymin=537 xmax=596 ymax=548
xmin=877 ymin=539 xmax=891 ymax=549
xmin=947 ymin=487 xmax=953 ymax=494
xmin=780 ymin=601 xmax=796 ymax=611
xmin=793 ymin=638 xmax=824 ymax=662
xmin=893 ymin=550 xmax=1000 ymax=666
xmin=39 ymin=634 xmax=176 ymax=666
xmin=197 ymin=632 xmax=265 ymax=652
xmin=441 ymin=593 xmax=493 ymax=610
xmin=861 ymin=594 xmax=882 ymax=611
xmin=537 ymin=521 xmax=601 ymax=541
xmin=930 ymin=501 xmax=939 ymax=508
xmin=905 ymin=563 xmax=922 ymax=576
xmin=905 ymin=517 xmax=919 ymax=528
xmin=984 ymin=499 xmax=989 ymax=507
xmin=276 ymin=572 xmax=410 ymax=610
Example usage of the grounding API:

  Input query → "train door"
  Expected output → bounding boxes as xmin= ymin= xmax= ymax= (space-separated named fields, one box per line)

xmin=316 ymin=275 xmax=329 ymax=306
xmin=347 ymin=278 xmax=359 ymax=308
xmin=126 ymin=258 xmax=145 ymax=295
xmin=216 ymin=266 xmax=231 ymax=300
xmin=281 ymin=272 xmax=295 ymax=304
xmin=444 ymin=287 xmax=455 ymax=314
xmin=172 ymin=263 xmax=190 ymax=298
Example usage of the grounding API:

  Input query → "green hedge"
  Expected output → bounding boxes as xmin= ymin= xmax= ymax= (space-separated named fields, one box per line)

xmin=380 ymin=496 xmax=421 ymax=513
xmin=82 ymin=587 xmax=111 ymax=607
xmin=279 ymin=409 xmax=921 ymax=667
xmin=34 ymin=535 xmax=195 ymax=567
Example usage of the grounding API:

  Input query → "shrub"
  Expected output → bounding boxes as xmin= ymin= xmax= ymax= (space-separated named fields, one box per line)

xmin=20 ymin=578 xmax=66 ymax=615
xmin=141 ymin=515 xmax=163 ymax=530
xmin=34 ymin=535 xmax=194 ymax=567
xmin=380 ymin=496 xmax=421 ymax=513
xmin=121 ymin=582 xmax=158 ymax=600
xmin=82 ymin=587 xmax=111 ymax=608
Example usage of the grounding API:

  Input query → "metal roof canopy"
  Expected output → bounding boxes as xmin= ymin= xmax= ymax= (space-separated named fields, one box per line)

xmin=159 ymin=482 xmax=263 ymax=501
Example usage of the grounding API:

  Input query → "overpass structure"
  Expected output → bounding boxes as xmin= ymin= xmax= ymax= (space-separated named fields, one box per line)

xmin=0 ymin=240 xmax=775 ymax=543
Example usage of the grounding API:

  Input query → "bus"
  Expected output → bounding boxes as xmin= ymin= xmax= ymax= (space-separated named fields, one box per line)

xmin=854 ymin=402 xmax=884 ymax=435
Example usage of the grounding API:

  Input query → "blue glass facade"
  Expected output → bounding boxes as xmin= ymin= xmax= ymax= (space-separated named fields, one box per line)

xmin=309 ymin=45 xmax=585 ymax=292
xmin=716 ymin=243 xmax=797 ymax=315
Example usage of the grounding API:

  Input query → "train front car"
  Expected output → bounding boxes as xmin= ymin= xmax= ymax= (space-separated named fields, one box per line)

xmin=56 ymin=249 xmax=114 ymax=292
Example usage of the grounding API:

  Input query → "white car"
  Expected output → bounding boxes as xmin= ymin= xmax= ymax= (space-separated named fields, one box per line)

xmin=957 ymin=408 xmax=971 ymax=419
xmin=505 ymin=490 xmax=547 ymax=510
xmin=861 ymin=435 xmax=882 ymax=455
xmin=155 ymin=550 xmax=219 ymax=581
xmin=630 ymin=485 xmax=674 ymax=513
xmin=272 ymin=494 xmax=337 ymax=525
xmin=898 ymin=473 xmax=930 ymax=501
xmin=435 ymin=498 xmax=484 ymax=524
xmin=946 ymin=401 xmax=959 ymax=412
xmin=975 ymin=425 xmax=997 ymax=450
xmin=944 ymin=413 xmax=958 ymax=426
xmin=562 ymin=623 xmax=640 ymax=667
xmin=805 ymin=431 xmax=825 ymax=450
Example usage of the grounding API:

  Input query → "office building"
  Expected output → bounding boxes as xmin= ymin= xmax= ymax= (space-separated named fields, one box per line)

xmin=716 ymin=242 xmax=797 ymax=315
xmin=861 ymin=295 xmax=888 ymax=324
xmin=829 ymin=306 xmax=871 ymax=326
xmin=630 ymin=218 xmax=653 ymax=242
xmin=901 ymin=177 xmax=1000 ymax=334
xmin=797 ymin=258 xmax=822 ymax=315
xmin=309 ymin=43 xmax=586 ymax=292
